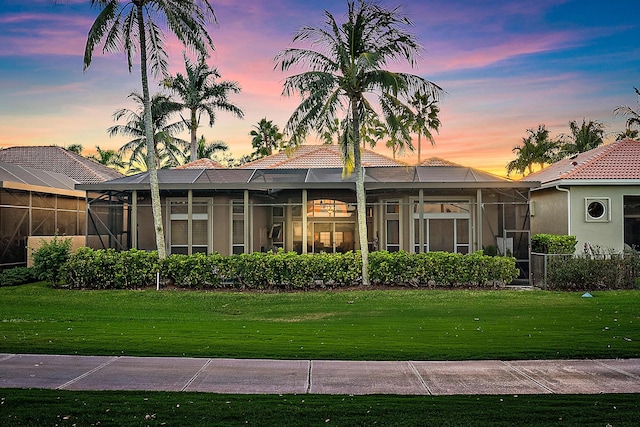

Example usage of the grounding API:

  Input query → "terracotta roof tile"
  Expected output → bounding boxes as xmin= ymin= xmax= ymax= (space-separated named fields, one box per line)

xmin=419 ymin=157 xmax=461 ymax=167
xmin=0 ymin=146 xmax=123 ymax=183
xmin=175 ymin=158 xmax=224 ymax=169
xmin=240 ymin=145 xmax=405 ymax=169
xmin=524 ymin=138 xmax=640 ymax=183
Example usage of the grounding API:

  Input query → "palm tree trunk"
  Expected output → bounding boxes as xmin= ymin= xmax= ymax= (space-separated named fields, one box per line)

xmin=352 ymin=102 xmax=370 ymax=286
xmin=137 ymin=4 xmax=167 ymax=259
xmin=190 ymin=108 xmax=198 ymax=162
xmin=417 ymin=132 xmax=422 ymax=163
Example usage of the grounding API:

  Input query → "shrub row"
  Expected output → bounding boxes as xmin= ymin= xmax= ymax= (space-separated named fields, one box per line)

xmin=60 ymin=248 xmax=518 ymax=290
xmin=546 ymin=251 xmax=640 ymax=290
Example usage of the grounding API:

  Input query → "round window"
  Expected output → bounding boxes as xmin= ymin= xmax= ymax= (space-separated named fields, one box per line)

xmin=587 ymin=201 xmax=606 ymax=219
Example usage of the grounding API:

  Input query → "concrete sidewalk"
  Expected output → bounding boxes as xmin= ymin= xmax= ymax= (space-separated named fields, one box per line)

xmin=1 ymin=353 xmax=639 ymax=395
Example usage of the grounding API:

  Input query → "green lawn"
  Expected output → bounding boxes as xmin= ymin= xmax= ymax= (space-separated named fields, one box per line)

xmin=1 ymin=389 xmax=639 ymax=426
xmin=0 ymin=283 xmax=638 ymax=360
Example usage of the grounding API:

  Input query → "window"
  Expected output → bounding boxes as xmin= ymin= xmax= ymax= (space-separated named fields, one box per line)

xmin=384 ymin=200 xmax=400 ymax=252
xmin=624 ymin=196 xmax=640 ymax=249
xmin=585 ymin=198 xmax=610 ymax=222
xmin=232 ymin=200 xmax=245 ymax=254
xmin=168 ymin=198 xmax=211 ymax=255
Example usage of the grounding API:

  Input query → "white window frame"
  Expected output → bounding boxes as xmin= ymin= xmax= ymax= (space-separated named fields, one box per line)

xmin=166 ymin=197 xmax=212 ymax=255
xmin=585 ymin=197 xmax=611 ymax=222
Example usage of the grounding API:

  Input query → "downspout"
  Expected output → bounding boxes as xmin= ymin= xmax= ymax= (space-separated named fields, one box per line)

xmin=555 ymin=185 xmax=571 ymax=235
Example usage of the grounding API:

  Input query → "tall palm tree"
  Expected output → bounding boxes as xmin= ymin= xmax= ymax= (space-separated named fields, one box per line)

xmin=559 ymin=119 xmax=605 ymax=157
xmin=614 ymin=87 xmax=640 ymax=133
xmin=88 ymin=145 xmax=126 ymax=170
xmin=275 ymin=0 xmax=443 ymax=285
xmin=108 ymin=92 xmax=188 ymax=171
xmin=409 ymin=92 xmax=441 ymax=163
xmin=84 ymin=0 xmax=216 ymax=259
xmin=506 ymin=125 xmax=559 ymax=177
xmin=164 ymin=53 xmax=244 ymax=162
xmin=250 ymin=118 xmax=285 ymax=159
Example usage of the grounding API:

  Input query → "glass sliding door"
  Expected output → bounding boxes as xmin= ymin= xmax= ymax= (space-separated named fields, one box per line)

xmin=412 ymin=200 xmax=471 ymax=254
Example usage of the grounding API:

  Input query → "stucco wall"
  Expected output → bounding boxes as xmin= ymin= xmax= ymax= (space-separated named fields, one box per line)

xmin=569 ymin=185 xmax=640 ymax=253
xmin=27 ymin=235 xmax=85 ymax=267
xmin=530 ymin=188 xmax=569 ymax=236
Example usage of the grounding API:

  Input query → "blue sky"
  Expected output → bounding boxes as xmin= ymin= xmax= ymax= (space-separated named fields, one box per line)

xmin=0 ymin=0 xmax=638 ymax=175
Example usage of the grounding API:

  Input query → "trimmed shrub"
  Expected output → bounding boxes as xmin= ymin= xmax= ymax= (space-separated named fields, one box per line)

xmin=31 ymin=235 xmax=72 ymax=286
xmin=532 ymin=234 xmax=577 ymax=254
xmin=63 ymin=248 xmax=158 ymax=289
xmin=0 ymin=267 xmax=37 ymax=287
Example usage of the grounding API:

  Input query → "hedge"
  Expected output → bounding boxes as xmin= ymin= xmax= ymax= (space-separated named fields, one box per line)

xmin=531 ymin=234 xmax=577 ymax=254
xmin=545 ymin=250 xmax=640 ymax=290
xmin=61 ymin=248 xmax=518 ymax=290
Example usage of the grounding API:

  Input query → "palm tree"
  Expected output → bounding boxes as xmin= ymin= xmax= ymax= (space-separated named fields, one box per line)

xmin=559 ymin=119 xmax=605 ymax=157
xmin=195 ymin=135 xmax=228 ymax=160
xmin=615 ymin=128 xmax=639 ymax=140
xmin=108 ymin=92 xmax=188 ymax=171
xmin=614 ymin=87 xmax=640 ymax=134
xmin=506 ymin=125 xmax=559 ymax=177
xmin=250 ymin=118 xmax=285 ymax=159
xmin=275 ymin=0 xmax=443 ymax=285
xmin=84 ymin=0 xmax=216 ymax=259
xmin=409 ymin=92 xmax=441 ymax=163
xmin=164 ymin=53 xmax=244 ymax=162
xmin=88 ymin=145 xmax=126 ymax=170
xmin=66 ymin=144 xmax=83 ymax=154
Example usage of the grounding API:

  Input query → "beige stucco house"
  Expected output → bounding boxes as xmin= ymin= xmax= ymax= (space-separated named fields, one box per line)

xmin=524 ymin=138 xmax=640 ymax=253
xmin=78 ymin=145 xmax=537 ymax=280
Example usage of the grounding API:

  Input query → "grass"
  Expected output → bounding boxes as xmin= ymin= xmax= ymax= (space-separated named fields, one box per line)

xmin=1 ymin=389 xmax=639 ymax=426
xmin=0 ymin=282 xmax=638 ymax=360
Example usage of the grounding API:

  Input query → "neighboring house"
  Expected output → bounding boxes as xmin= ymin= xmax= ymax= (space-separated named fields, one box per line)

xmin=524 ymin=138 xmax=640 ymax=253
xmin=78 ymin=145 xmax=536 ymax=280
xmin=0 ymin=146 xmax=124 ymax=267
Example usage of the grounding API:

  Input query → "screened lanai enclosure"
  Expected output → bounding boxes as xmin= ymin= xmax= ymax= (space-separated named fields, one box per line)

xmin=79 ymin=165 xmax=537 ymax=282
xmin=0 ymin=162 xmax=86 ymax=268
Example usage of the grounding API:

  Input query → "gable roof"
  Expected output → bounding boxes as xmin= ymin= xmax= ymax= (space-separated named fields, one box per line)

xmin=524 ymin=138 xmax=640 ymax=187
xmin=0 ymin=146 xmax=123 ymax=184
xmin=240 ymin=145 xmax=405 ymax=169
xmin=175 ymin=158 xmax=224 ymax=169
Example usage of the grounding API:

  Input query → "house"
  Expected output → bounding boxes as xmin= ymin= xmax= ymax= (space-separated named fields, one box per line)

xmin=524 ymin=138 xmax=640 ymax=253
xmin=77 ymin=145 xmax=537 ymax=280
xmin=0 ymin=146 xmax=123 ymax=267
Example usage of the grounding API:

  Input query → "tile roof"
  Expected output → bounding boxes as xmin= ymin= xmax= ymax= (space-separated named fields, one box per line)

xmin=0 ymin=146 xmax=123 ymax=183
xmin=240 ymin=145 xmax=405 ymax=169
xmin=524 ymin=138 xmax=640 ymax=184
xmin=175 ymin=158 xmax=224 ymax=169
xmin=418 ymin=157 xmax=462 ymax=167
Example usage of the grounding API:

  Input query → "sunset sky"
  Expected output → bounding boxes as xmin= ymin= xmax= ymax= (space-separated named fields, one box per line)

xmin=1 ymin=0 xmax=638 ymax=176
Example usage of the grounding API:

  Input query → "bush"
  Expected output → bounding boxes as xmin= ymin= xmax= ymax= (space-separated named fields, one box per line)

xmin=532 ymin=234 xmax=577 ymax=254
xmin=31 ymin=235 xmax=72 ymax=286
xmin=62 ymin=248 xmax=519 ymax=290
xmin=0 ymin=267 xmax=37 ymax=287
